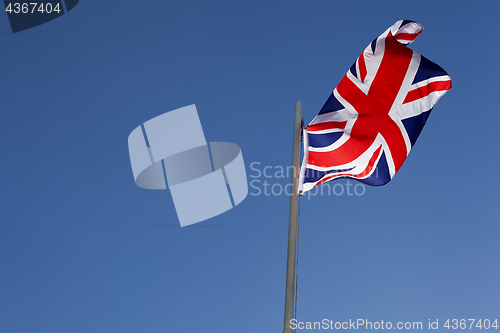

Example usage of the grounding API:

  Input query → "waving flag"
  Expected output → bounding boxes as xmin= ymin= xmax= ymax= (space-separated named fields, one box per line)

xmin=299 ymin=20 xmax=451 ymax=193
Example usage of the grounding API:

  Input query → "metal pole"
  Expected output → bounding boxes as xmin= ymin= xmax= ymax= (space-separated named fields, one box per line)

xmin=283 ymin=101 xmax=302 ymax=333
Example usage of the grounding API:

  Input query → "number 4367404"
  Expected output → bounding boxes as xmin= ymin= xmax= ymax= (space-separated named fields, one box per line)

xmin=5 ymin=3 xmax=61 ymax=14
xmin=444 ymin=319 xmax=498 ymax=330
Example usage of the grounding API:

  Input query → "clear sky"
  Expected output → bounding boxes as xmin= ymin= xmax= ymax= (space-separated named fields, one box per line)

xmin=1 ymin=1 xmax=499 ymax=332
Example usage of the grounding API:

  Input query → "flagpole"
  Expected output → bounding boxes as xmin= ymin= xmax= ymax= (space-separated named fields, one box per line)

xmin=283 ymin=101 xmax=302 ymax=333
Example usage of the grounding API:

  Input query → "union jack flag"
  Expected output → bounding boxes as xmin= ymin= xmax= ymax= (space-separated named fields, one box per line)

xmin=299 ymin=20 xmax=452 ymax=193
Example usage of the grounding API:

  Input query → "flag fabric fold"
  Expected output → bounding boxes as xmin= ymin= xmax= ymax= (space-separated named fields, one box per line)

xmin=299 ymin=20 xmax=452 ymax=193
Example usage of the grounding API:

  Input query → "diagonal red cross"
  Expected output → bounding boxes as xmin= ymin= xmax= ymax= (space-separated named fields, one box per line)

xmin=308 ymin=35 xmax=412 ymax=174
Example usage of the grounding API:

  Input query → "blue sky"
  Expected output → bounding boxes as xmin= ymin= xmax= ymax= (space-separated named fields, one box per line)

xmin=1 ymin=1 xmax=499 ymax=332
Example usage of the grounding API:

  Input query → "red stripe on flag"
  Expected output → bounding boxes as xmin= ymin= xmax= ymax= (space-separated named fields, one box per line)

xmin=315 ymin=145 xmax=383 ymax=186
xmin=358 ymin=53 xmax=367 ymax=83
xmin=307 ymin=121 xmax=347 ymax=132
xmin=403 ymin=80 xmax=452 ymax=104
xmin=394 ymin=32 xmax=421 ymax=41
